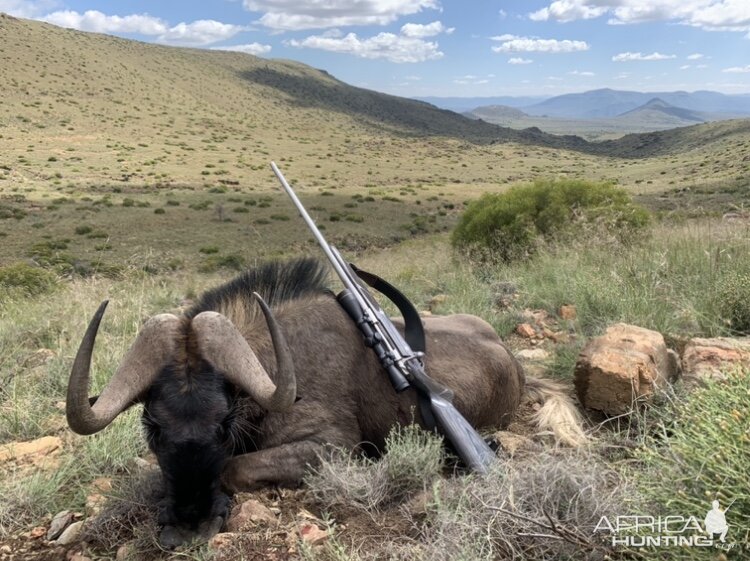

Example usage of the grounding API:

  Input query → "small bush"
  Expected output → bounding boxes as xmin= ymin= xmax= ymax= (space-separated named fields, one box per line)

xmin=154 ymin=207 xmax=165 ymax=214
xmin=452 ymin=179 xmax=650 ymax=262
xmin=633 ymin=370 xmax=750 ymax=555
xmin=199 ymin=246 xmax=219 ymax=254
xmin=198 ymin=253 xmax=246 ymax=273
xmin=0 ymin=262 xmax=57 ymax=296
xmin=74 ymin=225 xmax=92 ymax=235
xmin=715 ymin=270 xmax=750 ymax=334
xmin=305 ymin=424 xmax=444 ymax=514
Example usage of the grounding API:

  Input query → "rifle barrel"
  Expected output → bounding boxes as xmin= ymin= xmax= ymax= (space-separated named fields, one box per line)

xmin=271 ymin=162 xmax=356 ymax=294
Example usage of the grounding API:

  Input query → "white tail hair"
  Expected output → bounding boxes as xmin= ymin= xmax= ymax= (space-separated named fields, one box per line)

xmin=524 ymin=376 xmax=588 ymax=447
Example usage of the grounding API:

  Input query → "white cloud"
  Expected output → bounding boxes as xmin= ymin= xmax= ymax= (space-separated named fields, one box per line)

xmin=687 ymin=53 xmax=705 ymax=59
xmin=211 ymin=43 xmax=272 ymax=55
xmin=43 ymin=10 xmax=167 ymax=35
xmin=680 ymin=64 xmax=691 ymax=69
xmin=529 ymin=2 xmax=608 ymax=22
xmin=156 ymin=20 xmax=245 ymax=46
xmin=612 ymin=51 xmax=677 ymax=61
xmin=722 ymin=65 xmax=750 ymax=72
xmin=498 ymin=9 xmax=507 ymax=19
xmin=288 ymin=32 xmax=443 ymax=62
xmin=491 ymin=34 xmax=589 ymax=53
xmin=568 ymin=70 xmax=595 ymax=76
xmin=508 ymin=57 xmax=533 ymax=64
xmin=41 ymin=10 xmax=244 ymax=46
xmin=400 ymin=20 xmax=453 ymax=37
xmin=454 ymin=75 xmax=490 ymax=85
xmin=528 ymin=1 xmax=750 ymax=32
xmin=0 ymin=0 xmax=58 ymax=18
xmin=243 ymin=0 xmax=441 ymax=30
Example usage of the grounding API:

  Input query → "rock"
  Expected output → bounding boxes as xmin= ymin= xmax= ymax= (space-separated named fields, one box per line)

xmin=492 ymin=431 xmax=538 ymax=457
xmin=56 ymin=520 xmax=84 ymax=546
xmin=299 ymin=522 xmax=328 ymax=546
xmin=516 ymin=348 xmax=549 ymax=362
xmin=47 ymin=510 xmax=74 ymax=541
xmin=428 ymin=294 xmax=447 ymax=312
xmin=682 ymin=337 xmax=750 ymax=384
xmin=29 ymin=526 xmax=47 ymax=539
xmin=86 ymin=493 xmax=107 ymax=517
xmin=226 ymin=499 xmax=277 ymax=531
xmin=515 ymin=323 xmax=536 ymax=339
xmin=209 ymin=532 xmax=239 ymax=553
xmin=0 ymin=436 xmax=62 ymax=462
xmin=549 ymin=331 xmax=570 ymax=344
xmin=574 ymin=324 xmax=679 ymax=415
xmin=116 ymin=543 xmax=134 ymax=561
xmin=91 ymin=477 xmax=112 ymax=493
xmin=559 ymin=305 xmax=577 ymax=320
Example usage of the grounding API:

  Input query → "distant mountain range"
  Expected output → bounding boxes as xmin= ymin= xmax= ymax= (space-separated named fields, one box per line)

xmin=416 ymin=95 xmax=546 ymax=112
xmin=461 ymin=94 xmax=750 ymax=141
xmin=420 ymin=89 xmax=750 ymax=119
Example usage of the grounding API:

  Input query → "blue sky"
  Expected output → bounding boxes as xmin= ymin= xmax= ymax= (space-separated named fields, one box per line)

xmin=3 ymin=0 xmax=749 ymax=97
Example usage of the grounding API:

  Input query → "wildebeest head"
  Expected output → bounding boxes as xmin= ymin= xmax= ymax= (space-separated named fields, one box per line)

xmin=65 ymin=293 xmax=295 ymax=547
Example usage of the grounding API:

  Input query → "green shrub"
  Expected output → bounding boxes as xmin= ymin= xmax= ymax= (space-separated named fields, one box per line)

xmin=74 ymin=225 xmax=92 ymax=235
xmin=452 ymin=179 xmax=650 ymax=262
xmin=716 ymin=270 xmax=750 ymax=334
xmin=198 ymin=253 xmax=246 ymax=273
xmin=633 ymin=370 xmax=750 ymax=556
xmin=0 ymin=263 xmax=57 ymax=296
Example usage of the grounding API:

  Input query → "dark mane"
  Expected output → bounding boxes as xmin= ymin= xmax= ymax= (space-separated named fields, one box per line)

xmin=187 ymin=257 xmax=330 ymax=319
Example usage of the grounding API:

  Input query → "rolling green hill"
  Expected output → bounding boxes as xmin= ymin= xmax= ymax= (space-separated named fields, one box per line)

xmin=0 ymin=13 xmax=749 ymax=270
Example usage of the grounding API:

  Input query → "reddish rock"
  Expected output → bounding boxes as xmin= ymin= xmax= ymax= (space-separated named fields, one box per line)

xmin=0 ymin=436 xmax=62 ymax=463
xmin=29 ymin=526 xmax=47 ymax=539
xmin=515 ymin=323 xmax=536 ymax=339
xmin=682 ymin=337 xmax=750 ymax=384
xmin=226 ymin=499 xmax=277 ymax=531
xmin=209 ymin=532 xmax=240 ymax=555
xmin=299 ymin=522 xmax=328 ymax=546
xmin=574 ymin=324 xmax=679 ymax=415
xmin=559 ymin=305 xmax=577 ymax=320
xmin=428 ymin=294 xmax=447 ymax=312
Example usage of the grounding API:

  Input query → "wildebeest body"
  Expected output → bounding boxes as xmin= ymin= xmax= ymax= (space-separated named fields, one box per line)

xmin=185 ymin=259 xmax=524 ymax=490
xmin=67 ymin=258 xmax=579 ymax=548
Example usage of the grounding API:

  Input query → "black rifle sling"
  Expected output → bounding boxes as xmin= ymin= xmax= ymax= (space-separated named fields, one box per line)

xmin=348 ymin=265 xmax=437 ymax=431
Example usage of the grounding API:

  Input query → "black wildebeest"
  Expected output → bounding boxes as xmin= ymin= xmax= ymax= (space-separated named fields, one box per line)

xmin=66 ymin=258 xmax=585 ymax=547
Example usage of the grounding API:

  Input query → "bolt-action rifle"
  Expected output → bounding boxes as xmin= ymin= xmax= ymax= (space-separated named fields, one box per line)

xmin=271 ymin=162 xmax=496 ymax=474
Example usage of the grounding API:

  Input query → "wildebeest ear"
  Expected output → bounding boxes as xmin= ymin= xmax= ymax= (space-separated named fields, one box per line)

xmin=295 ymin=395 xmax=302 ymax=403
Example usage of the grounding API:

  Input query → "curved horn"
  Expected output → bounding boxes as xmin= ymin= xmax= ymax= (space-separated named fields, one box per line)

xmin=66 ymin=301 xmax=180 ymax=435
xmin=191 ymin=293 xmax=296 ymax=411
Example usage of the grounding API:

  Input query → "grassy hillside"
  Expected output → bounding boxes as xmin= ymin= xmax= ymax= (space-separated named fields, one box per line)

xmin=0 ymin=12 xmax=749 ymax=275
